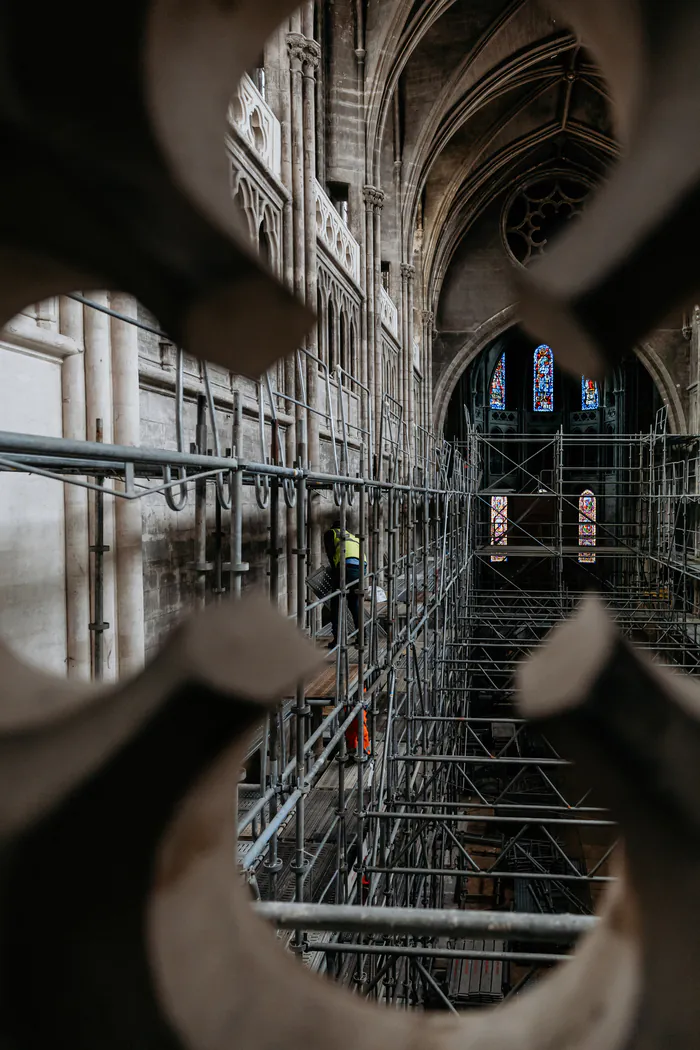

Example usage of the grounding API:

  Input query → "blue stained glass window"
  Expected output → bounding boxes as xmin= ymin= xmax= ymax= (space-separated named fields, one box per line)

xmin=579 ymin=489 xmax=596 ymax=564
xmin=533 ymin=345 xmax=554 ymax=411
xmin=581 ymin=376 xmax=599 ymax=410
xmin=490 ymin=495 xmax=508 ymax=563
xmin=490 ymin=352 xmax=506 ymax=410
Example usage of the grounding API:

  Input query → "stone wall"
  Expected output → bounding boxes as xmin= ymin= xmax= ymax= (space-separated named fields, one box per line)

xmin=0 ymin=335 xmax=68 ymax=674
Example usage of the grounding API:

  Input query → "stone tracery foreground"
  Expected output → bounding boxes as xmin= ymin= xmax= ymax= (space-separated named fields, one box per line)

xmin=0 ymin=591 xmax=691 ymax=1048
xmin=1 ymin=0 xmax=699 ymax=1044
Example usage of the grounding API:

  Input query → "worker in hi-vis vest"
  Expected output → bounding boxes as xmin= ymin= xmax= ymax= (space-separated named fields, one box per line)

xmin=323 ymin=517 xmax=370 ymax=760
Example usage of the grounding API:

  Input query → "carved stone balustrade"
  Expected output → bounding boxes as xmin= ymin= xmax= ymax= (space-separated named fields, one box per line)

xmin=379 ymin=285 xmax=399 ymax=339
xmin=314 ymin=180 xmax=361 ymax=286
xmin=228 ymin=75 xmax=282 ymax=180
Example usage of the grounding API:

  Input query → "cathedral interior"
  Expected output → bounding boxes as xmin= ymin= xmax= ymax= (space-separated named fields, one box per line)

xmin=3 ymin=0 xmax=700 ymax=1030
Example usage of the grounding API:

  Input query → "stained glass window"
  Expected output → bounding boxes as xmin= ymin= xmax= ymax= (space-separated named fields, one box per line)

xmin=533 ymin=345 xmax=554 ymax=411
xmin=490 ymin=352 xmax=506 ymax=410
xmin=581 ymin=376 xmax=599 ymax=410
xmin=579 ymin=489 xmax=596 ymax=564
xmin=491 ymin=495 xmax=508 ymax=563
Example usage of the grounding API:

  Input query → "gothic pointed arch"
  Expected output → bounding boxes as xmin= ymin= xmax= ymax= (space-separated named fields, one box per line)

xmin=579 ymin=489 xmax=596 ymax=564
xmin=489 ymin=352 xmax=506 ymax=409
xmin=533 ymin=344 xmax=554 ymax=412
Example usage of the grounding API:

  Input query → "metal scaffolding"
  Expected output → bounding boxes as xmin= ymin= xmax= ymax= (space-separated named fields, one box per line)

xmin=4 ymin=299 xmax=700 ymax=1010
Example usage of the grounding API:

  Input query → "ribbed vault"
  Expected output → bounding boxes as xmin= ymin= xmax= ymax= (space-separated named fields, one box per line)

xmin=362 ymin=0 xmax=686 ymax=430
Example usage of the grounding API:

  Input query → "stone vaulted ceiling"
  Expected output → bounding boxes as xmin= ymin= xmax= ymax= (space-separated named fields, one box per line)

xmin=369 ymin=0 xmax=615 ymax=311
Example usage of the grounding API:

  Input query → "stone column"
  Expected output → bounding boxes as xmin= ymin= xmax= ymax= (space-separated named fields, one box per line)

xmin=363 ymin=187 xmax=385 ymax=460
xmin=288 ymin=31 xmax=322 ymax=579
xmin=692 ymin=305 xmax=700 ymax=435
xmin=266 ymin=27 xmax=297 ymax=614
xmin=406 ymin=264 xmax=415 ymax=445
xmin=313 ymin=0 xmax=326 ymax=186
xmin=286 ymin=31 xmax=307 ymax=614
xmin=399 ymin=263 xmax=408 ymax=435
xmin=355 ymin=10 xmax=368 ymax=437
xmin=422 ymin=309 xmax=435 ymax=434
xmin=400 ymin=263 xmax=415 ymax=443
xmin=363 ymin=187 xmax=376 ymax=455
xmin=287 ymin=34 xmax=307 ymax=307
xmin=301 ymin=35 xmax=321 ymax=475
xmin=269 ymin=29 xmax=294 ymax=297
xmin=110 ymin=293 xmax=145 ymax=676
xmin=59 ymin=295 xmax=91 ymax=680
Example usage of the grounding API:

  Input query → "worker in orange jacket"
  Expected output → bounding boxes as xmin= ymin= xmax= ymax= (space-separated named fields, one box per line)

xmin=345 ymin=701 xmax=370 ymax=763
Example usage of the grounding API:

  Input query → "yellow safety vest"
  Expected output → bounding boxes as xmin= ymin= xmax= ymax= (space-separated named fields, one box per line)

xmin=332 ymin=528 xmax=364 ymax=567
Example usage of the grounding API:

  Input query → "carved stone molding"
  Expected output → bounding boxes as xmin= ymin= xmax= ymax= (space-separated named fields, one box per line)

xmin=1 ymin=311 xmax=82 ymax=361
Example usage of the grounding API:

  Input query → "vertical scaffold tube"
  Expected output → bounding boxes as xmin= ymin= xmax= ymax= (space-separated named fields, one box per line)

xmin=194 ymin=395 xmax=207 ymax=610
xmin=293 ymin=430 xmax=308 ymax=951
xmin=60 ymin=295 xmax=91 ymax=680
xmin=90 ymin=419 xmax=107 ymax=681
xmin=265 ymin=422 xmax=282 ymax=896
xmin=230 ymin=392 xmax=246 ymax=601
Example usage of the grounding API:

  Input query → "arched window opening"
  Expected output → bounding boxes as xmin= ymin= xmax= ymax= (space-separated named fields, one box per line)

xmin=491 ymin=495 xmax=508 ymax=563
xmin=339 ymin=310 xmax=347 ymax=373
xmin=384 ymin=349 xmax=398 ymax=402
xmin=317 ymin=290 xmax=327 ymax=370
xmin=258 ymin=222 xmax=273 ymax=272
xmin=579 ymin=489 xmax=596 ymax=564
xmin=350 ymin=322 xmax=357 ymax=378
xmin=533 ymin=344 xmax=554 ymax=412
xmin=232 ymin=185 xmax=256 ymax=244
xmin=490 ymin=352 xmax=506 ymax=409
xmin=327 ymin=299 xmax=336 ymax=373
xmin=581 ymin=376 xmax=599 ymax=410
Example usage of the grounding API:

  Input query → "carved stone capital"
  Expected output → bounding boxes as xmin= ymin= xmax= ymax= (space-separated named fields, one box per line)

xmin=302 ymin=39 xmax=321 ymax=76
xmin=286 ymin=32 xmax=306 ymax=71
xmin=363 ymin=185 xmax=385 ymax=212
xmin=422 ymin=309 xmax=434 ymax=327
xmin=287 ymin=33 xmax=320 ymax=77
xmin=400 ymin=263 xmax=415 ymax=282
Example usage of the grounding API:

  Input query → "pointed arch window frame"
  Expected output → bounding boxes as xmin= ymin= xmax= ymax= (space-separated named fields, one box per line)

xmin=581 ymin=376 xmax=599 ymax=410
xmin=490 ymin=495 xmax=508 ymax=563
xmin=490 ymin=352 xmax=506 ymax=410
xmin=533 ymin=344 xmax=554 ymax=412
xmin=579 ymin=489 xmax=596 ymax=564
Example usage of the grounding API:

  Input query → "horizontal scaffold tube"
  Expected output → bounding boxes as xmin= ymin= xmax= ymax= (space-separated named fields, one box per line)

xmin=254 ymin=902 xmax=597 ymax=941
xmin=392 ymin=755 xmax=570 ymax=765
xmin=305 ymin=944 xmax=569 ymax=964
xmin=363 ymin=811 xmax=616 ymax=827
